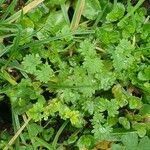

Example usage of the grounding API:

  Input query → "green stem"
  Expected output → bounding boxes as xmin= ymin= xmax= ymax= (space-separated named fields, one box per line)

xmin=52 ymin=120 xmax=69 ymax=149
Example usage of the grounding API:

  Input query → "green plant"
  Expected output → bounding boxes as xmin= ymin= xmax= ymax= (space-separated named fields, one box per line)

xmin=0 ymin=0 xmax=150 ymax=149
xmin=112 ymin=133 xmax=150 ymax=150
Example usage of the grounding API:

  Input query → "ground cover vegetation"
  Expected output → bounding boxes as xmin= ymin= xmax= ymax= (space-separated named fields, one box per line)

xmin=0 ymin=0 xmax=150 ymax=149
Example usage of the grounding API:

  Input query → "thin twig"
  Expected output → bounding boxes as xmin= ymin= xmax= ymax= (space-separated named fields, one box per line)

xmin=21 ymin=0 xmax=44 ymax=15
xmin=95 ymin=46 xmax=106 ymax=53
xmin=144 ymin=16 xmax=150 ymax=24
xmin=6 ymin=0 xmax=44 ymax=23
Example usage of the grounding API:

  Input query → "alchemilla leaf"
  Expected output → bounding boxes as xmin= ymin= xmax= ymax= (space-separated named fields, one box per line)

xmin=112 ymin=39 xmax=135 ymax=71
xmin=35 ymin=63 xmax=54 ymax=83
xmin=22 ymin=54 xmax=42 ymax=74
xmin=1 ymin=0 xmax=150 ymax=149
xmin=106 ymin=3 xmax=125 ymax=22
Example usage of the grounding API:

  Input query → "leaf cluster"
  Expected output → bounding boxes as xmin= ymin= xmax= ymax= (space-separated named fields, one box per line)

xmin=0 ymin=0 xmax=150 ymax=149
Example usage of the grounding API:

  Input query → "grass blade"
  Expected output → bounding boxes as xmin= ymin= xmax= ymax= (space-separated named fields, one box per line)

xmin=3 ymin=25 xmax=21 ymax=68
xmin=52 ymin=120 xmax=69 ymax=149
xmin=61 ymin=3 xmax=70 ymax=25
xmin=34 ymin=137 xmax=53 ymax=150
xmin=0 ymin=69 xmax=17 ymax=85
xmin=0 ymin=0 xmax=5 ymax=5
xmin=0 ymin=45 xmax=12 ymax=57
xmin=3 ymin=118 xmax=31 ymax=150
xmin=70 ymin=0 xmax=85 ymax=30
xmin=2 ymin=0 xmax=18 ymax=20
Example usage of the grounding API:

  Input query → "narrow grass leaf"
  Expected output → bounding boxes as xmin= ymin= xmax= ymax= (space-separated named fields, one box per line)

xmin=34 ymin=137 xmax=54 ymax=150
xmin=61 ymin=3 xmax=70 ymax=25
xmin=2 ymin=0 xmax=18 ymax=20
xmin=70 ymin=0 xmax=85 ymax=30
